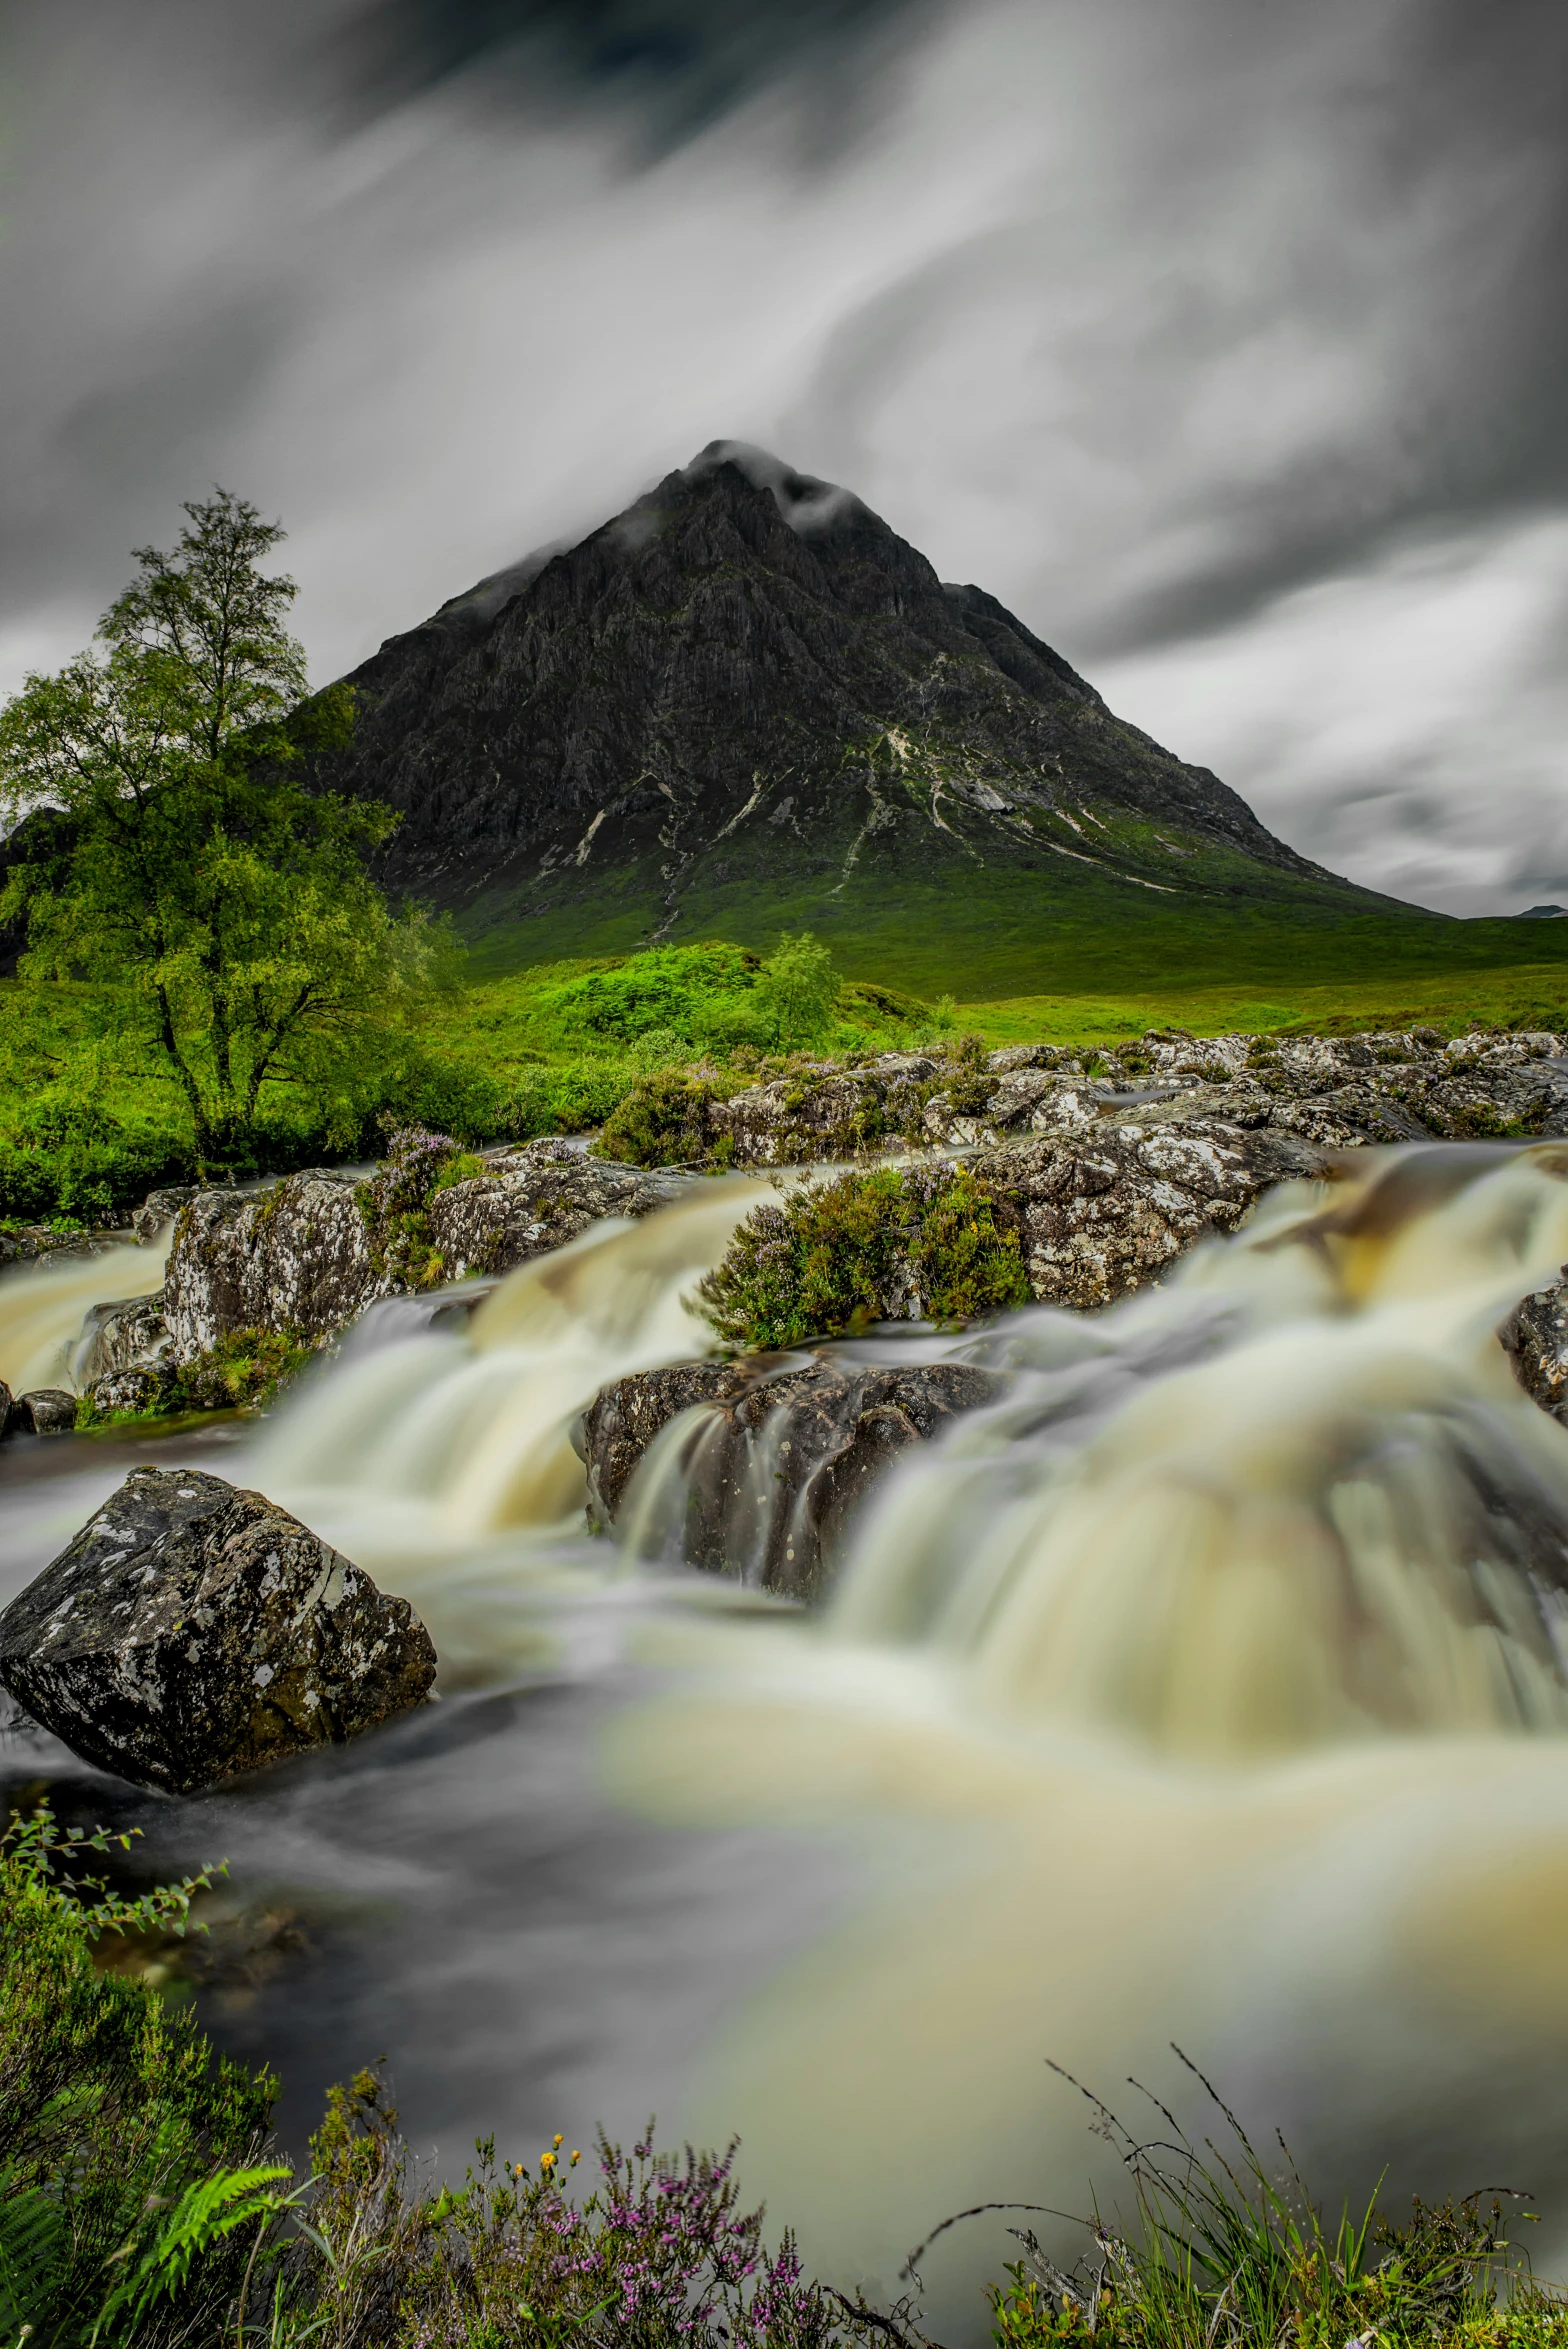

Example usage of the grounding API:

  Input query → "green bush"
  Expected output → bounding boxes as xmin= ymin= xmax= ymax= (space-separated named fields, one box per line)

xmin=694 ymin=1163 xmax=1031 ymax=1349
xmin=593 ymin=1069 xmax=728 ymax=1168
xmin=0 ymin=1804 xmax=277 ymax=2343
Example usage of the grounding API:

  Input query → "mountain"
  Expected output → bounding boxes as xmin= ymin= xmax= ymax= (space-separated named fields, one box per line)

xmin=318 ymin=441 xmax=1436 ymax=992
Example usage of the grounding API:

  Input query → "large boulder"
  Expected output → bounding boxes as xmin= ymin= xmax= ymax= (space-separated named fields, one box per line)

xmin=972 ymin=1119 xmax=1336 ymax=1310
xmin=0 ymin=1466 xmax=436 ymax=1793
xmin=8 ymin=1389 xmax=78 ymax=1437
xmin=161 ymin=1143 xmax=693 ymax=1359
xmin=424 ymin=1143 xmax=692 ymax=1282
xmin=163 ymin=1171 xmax=379 ymax=1360
xmin=584 ymin=1355 xmax=1004 ymax=1600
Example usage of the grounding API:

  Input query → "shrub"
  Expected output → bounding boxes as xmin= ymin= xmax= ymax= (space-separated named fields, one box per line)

xmin=593 ymin=1070 xmax=725 ymax=1168
xmin=0 ymin=1803 xmax=277 ymax=2342
xmin=694 ymin=1164 xmax=1031 ymax=1349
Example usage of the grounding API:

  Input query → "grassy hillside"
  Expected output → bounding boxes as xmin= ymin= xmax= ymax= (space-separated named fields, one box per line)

xmin=458 ymin=835 xmax=1568 ymax=1004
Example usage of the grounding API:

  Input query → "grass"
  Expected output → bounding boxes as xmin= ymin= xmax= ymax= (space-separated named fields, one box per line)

xmin=5 ymin=918 xmax=1568 ymax=1225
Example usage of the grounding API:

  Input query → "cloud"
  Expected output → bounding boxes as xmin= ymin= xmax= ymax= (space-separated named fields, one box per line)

xmin=1095 ymin=513 xmax=1568 ymax=917
xmin=0 ymin=0 xmax=1564 ymax=913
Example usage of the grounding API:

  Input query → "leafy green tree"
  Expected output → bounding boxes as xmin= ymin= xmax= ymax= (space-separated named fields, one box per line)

xmin=0 ymin=490 xmax=447 ymax=1163
xmin=757 ymin=930 xmax=840 ymax=1047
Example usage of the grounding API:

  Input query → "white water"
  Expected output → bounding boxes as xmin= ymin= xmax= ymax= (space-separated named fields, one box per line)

xmin=12 ymin=1148 xmax=1568 ymax=2336
xmin=0 ymin=1241 xmax=167 ymax=1396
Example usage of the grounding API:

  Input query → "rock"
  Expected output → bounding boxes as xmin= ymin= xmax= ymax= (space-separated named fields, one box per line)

xmin=132 ymin=1186 xmax=201 ymax=1241
xmin=9 ymin=1389 xmax=78 ymax=1437
xmin=973 ymin=1121 xmax=1334 ymax=1311
xmin=164 ymin=1172 xmax=376 ymax=1360
xmin=426 ymin=1141 xmax=692 ymax=1281
xmin=77 ymin=1294 xmax=172 ymax=1384
xmin=583 ymin=1359 xmax=759 ymax=1527
xmin=585 ymin=1356 xmax=1005 ymax=1601
xmin=691 ymin=1027 xmax=1568 ymax=1169
xmin=0 ymin=1466 xmax=437 ymax=1793
xmin=87 ymin=1366 xmax=176 ymax=1418
xmin=1502 ymin=1275 xmax=1568 ymax=1421
xmin=162 ymin=1144 xmax=692 ymax=1360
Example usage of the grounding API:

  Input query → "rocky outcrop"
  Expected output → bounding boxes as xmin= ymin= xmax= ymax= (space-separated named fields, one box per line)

xmin=973 ymin=1120 xmax=1334 ymax=1310
xmin=695 ymin=1027 xmax=1568 ymax=1170
xmin=585 ymin=1355 xmax=1005 ymax=1601
xmin=0 ymin=1466 xmax=436 ymax=1793
xmin=160 ymin=1142 xmax=689 ymax=1360
xmin=425 ymin=1145 xmax=692 ymax=1282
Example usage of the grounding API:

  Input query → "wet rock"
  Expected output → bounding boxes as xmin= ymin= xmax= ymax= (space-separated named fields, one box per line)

xmin=588 ymin=1356 xmax=1005 ymax=1601
xmin=583 ymin=1359 xmax=757 ymax=1527
xmin=974 ymin=1121 xmax=1334 ymax=1311
xmin=0 ymin=1466 xmax=437 ymax=1794
xmin=427 ymin=1140 xmax=692 ymax=1281
xmin=77 ymin=1294 xmax=172 ymax=1384
xmin=1502 ymin=1275 xmax=1568 ymax=1422
xmin=132 ymin=1186 xmax=201 ymax=1241
xmin=87 ymin=1366 xmax=176 ymax=1418
xmin=9 ymin=1389 xmax=78 ymax=1437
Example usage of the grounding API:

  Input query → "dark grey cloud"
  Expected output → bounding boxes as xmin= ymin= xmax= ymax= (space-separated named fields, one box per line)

xmin=1 ymin=0 xmax=1565 ymax=915
xmin=341 ymin=0 xmax=931 ymax=151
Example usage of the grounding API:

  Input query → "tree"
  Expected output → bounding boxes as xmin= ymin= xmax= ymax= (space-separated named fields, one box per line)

xmin=756 ymin=931 xmax=841 ymax=1048
xmin=0 ymin=491 xmax=445 ymax=1163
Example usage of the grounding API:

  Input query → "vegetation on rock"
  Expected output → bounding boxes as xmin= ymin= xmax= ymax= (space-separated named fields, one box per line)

xmin=694 ymin=1164 xmax=1032 ymax=1350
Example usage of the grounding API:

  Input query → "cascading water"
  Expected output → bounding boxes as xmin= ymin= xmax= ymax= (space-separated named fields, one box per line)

xmin=9 ymin=1146 xmax=1568 ymax=2341
xmin=0 ymin=1240 xmax=167 ymax=1396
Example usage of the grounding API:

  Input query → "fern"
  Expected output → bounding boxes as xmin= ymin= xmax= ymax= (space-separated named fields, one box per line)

xmin=91 ymin=2163 xmax=293 ymax=2341
xmin=0 ymin=2183 xmax=66 ymax=2339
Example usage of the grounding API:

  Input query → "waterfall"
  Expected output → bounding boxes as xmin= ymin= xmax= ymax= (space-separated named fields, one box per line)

xmin=0 ymin=1241 xmax=167 ymax=1397
xmin=250 ymin=1175 xmax=772 ymax=1607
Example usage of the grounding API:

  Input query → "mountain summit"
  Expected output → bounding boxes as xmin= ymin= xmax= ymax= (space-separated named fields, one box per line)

xmin=320 ymin=441 xmax=1393 ymax=984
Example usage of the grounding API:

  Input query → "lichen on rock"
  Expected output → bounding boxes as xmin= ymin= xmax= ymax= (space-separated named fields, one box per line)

xmin=0 ymin=1466 xmax=437 ymax=1792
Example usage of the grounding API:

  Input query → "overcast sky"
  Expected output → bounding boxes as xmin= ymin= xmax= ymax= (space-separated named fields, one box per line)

xmin=2 ymin=0 xmax=1564 ymax=914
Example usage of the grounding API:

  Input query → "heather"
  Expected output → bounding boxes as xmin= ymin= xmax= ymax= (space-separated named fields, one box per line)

xmin=694 ymin=1163 xmax=1032 ymax=1350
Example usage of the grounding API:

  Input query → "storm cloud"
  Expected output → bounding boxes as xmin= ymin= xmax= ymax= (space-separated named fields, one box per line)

xmin=1 ymin=0 xmax=1564 ymax=914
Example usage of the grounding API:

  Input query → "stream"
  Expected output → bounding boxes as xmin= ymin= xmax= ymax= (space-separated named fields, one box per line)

xmin=5 ymin=1149 xmax=1568 ymax=2338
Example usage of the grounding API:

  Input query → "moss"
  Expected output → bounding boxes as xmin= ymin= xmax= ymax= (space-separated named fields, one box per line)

xmin=694 ymin=1163 xmax=1031 ymax=1350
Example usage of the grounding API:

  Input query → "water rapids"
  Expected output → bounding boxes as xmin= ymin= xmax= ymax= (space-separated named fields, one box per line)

xmin=4 ymin=1145 xmax=1568 ymax=2337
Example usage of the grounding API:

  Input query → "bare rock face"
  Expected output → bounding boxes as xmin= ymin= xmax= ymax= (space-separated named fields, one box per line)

xmin=0 ymin=1466 xmax=436 ymax=1793
xmin=974 ymin=1120 xmax=1335 ymax=1310
xmin=586 ymin=1355 xmax=1004 ymax=1601
xmin=425 ymin=1142 xmax=692 ymax=1282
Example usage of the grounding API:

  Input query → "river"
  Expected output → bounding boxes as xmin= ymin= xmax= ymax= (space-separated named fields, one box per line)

xmin=3 ymin=1147 xmax=1568 ymax=2339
